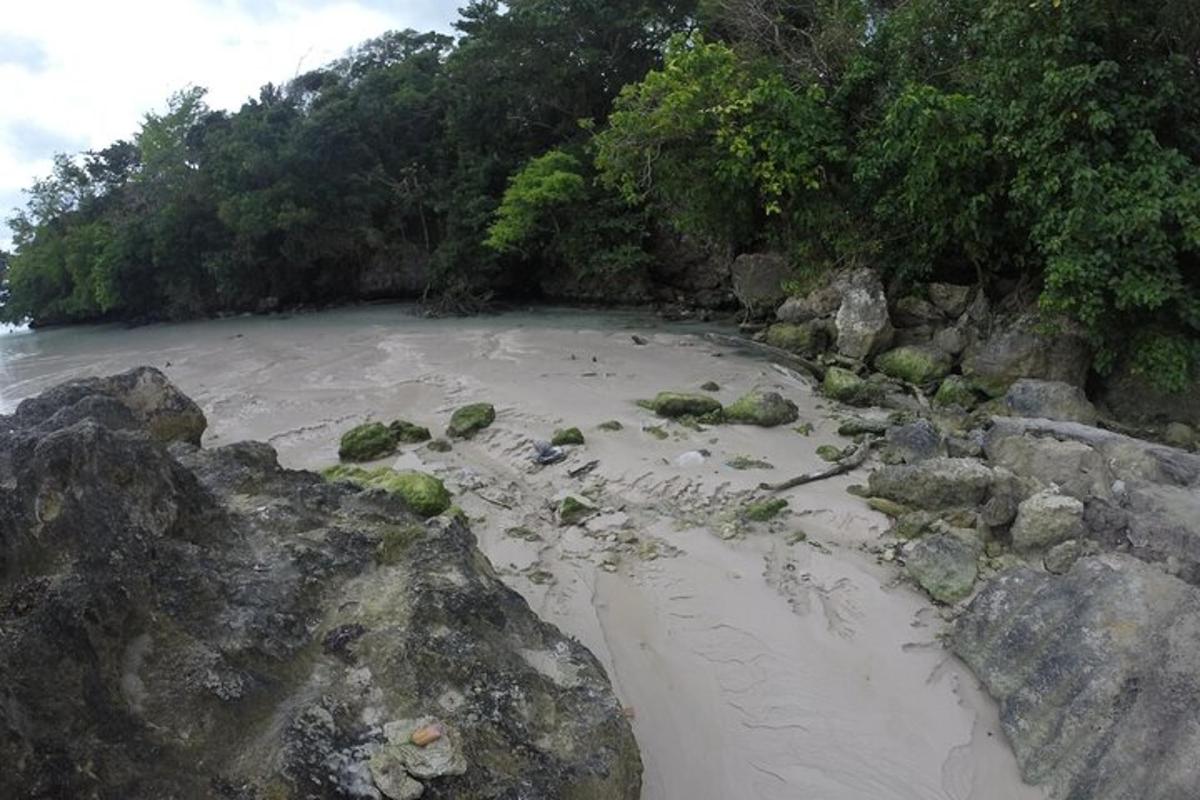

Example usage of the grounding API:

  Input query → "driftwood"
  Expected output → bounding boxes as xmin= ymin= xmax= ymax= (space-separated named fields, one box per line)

xmin=759 ymin=436 xmax=876 ymax=492
xmin=704 ymin=333 xmax=825 ymax=380
xmin=568 ymin=460 xmax=600 ymax=479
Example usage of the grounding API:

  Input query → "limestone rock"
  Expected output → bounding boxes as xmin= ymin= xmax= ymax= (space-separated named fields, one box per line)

xmin=1010 ymin=489 xmax=1084 ymax=552
xmin=984 ymin=430 xmax=1112 ymax=501
xmin=0 ymin=373 xmax=641 ymax=800
xmin=833 ymin=268 xmax=894 ymax=360
xmin=1003 ymin=378 xmax=1098 ymax=424
xmin=961 ymin=313 xmax=1091 ymax=397
xmin=906 ymin=532 xmax=980 ymax=603
xmin=13 ymin=365 xmax=206 ymax=445
xmin=875 ymin=345 xmax=953 ymax=385
xmin=953 ymin=555 xmax=1200 ymax=799
xmin=724 ymin=391 xmax=799 ymax=427
xmin=868 ymin=457 xmax=995 ymax=510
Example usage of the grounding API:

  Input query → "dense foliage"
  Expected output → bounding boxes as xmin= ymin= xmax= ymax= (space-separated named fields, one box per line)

xmin=3 ymin=0 xmax=1198 ymax=385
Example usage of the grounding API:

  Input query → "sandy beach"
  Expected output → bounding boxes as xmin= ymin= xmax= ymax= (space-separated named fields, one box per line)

xmin=0 ymin=306 xmax=1046 ymax=800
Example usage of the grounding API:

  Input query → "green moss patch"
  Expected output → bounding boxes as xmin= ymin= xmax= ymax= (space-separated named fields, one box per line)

xmin=323 ymin=465 xmax=452 ymax=517
xmin=389 ymin=419 xmax=432 ymax=443
xmin=558 ymin=496 xmax=595 ymax=526
xmin=821 ymin=367 xmax=881 ymax=407
xmin=875 ymin=346 xmax=953 ymax=385
xmin=724 ymin=391 xmax=800 ymax=427
xmin=742 ymin=497 xmax=789 ymax=522
xmin=933 ymin=375 xmax=978 ymax=409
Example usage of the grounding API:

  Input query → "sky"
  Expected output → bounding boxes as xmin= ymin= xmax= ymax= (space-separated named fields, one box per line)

xmin=0 ymin=0 xmax=460 ymax=249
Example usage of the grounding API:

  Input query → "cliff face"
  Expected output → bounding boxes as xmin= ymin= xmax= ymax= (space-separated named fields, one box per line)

xmin=0 ymin=368 xmax=640 ymax=800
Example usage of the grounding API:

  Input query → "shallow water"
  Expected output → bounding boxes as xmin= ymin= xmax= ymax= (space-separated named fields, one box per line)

xmin=0 ymin=305 xmax=1046 ymax=800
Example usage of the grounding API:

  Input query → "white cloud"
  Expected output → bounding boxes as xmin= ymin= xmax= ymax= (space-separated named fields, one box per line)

xmin=0 ymin=0 xmax=459 ymax=247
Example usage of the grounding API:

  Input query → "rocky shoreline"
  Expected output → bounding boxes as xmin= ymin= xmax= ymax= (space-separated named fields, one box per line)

xmin=0 ymin=368 xmax=640 ymax=799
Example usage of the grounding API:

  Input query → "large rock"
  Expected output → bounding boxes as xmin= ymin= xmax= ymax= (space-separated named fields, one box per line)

xmin=833 ymin=268 xmax=894 ymax=360
xmin=1003 ymin=378 xmax=1098 ymax=424
xmin=984 ymin=429 xmax=1113 ymax=501
xmin=731 ymin=252 xmax=790 ymax=315
xmin=961 ymin=313 xmax=1091 ymax=397
xmin=953 ymin=555 xmax=1200 ymax=800
xmin=906 ymin=532 xmax=980 ymax=603
xmin=874 ymin=345 xmax=953 ymax=385
xmin=1096 ymin=360 xmax=1200 ymax=428
xmin=868 ymin=457 xmax=995 ymax=510
xmin=647 ymin=226 xmax=734 ymax=308
xmin=12 ymin=365 xmax=206 ymax=446
xmin=763 ymin=320 xmax=833 ymax=356
xmin=775 ymin=284 xmax=841 ymax=323
xmin=882 ymin=419 xmax=944 ymax=464
xmin=0 ymin=374 xmax=641 ymax=800
xmin=1010 ymin=489 xmax=1085 ymax=552
xmin=927 ymin=283 xmax=973 ymax=318
xmin=724 ymin=390 xmax=799 ymax=427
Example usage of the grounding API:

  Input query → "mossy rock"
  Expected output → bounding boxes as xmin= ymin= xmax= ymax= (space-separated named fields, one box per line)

xmin=743 ymin=497 xmax=789 ymax=522
xmin=338 ymin=422 xmax=398 ymax=462
xmin=875 ymin=345 xmax=953 ymax=385
xmin=866 ymin=497 xmax=911 ymax=518
xmin=558 ymin=496 xmax=595 ymax=526
xmin=933 ymin=375 xmax=978 ymax=409
xmin=816 ymin=444 xmax=846 ymax=462
xmin=447 ymin=403 xmax=496 ymax=438
xmin=551 ymin=427 xmax=585 ymax=446
xmin=426 ymin=439 xmax=453 ymax=453
xmin=821 ymin=367 xmax=881 ymax=407
xmin=376 ymin=524 xmax=426 ymax=565
xmin=724 ymin=391 xmax=799 ymax=427
xmin=323 ymin=465 xmax=452 ymax=518
xmin=764 ymin=321 xmax=829 ymax=355
xmin=597 ymin=420 xmax=624 ymax=432
xmin=644 ymin=425 xmax=669 ymax=440
xmin=643 ymin=392 xmax=723 ymax=419
xmin=837 ymin=418 xmax=888 ymax=437
xmin=389 ymin=419 xmax=432 ymax=444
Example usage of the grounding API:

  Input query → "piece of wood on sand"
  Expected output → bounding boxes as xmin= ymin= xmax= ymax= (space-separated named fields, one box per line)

xmin=759 ymin=436 xmax=876 ymax=492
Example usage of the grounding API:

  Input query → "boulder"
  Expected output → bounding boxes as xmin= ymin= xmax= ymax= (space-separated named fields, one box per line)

xmin=984 ymin=430 xmax=1112 ymax=501
xmin=643 ymin=392 xmax=723 ymax=419
xmin=821 ymin=366 xmax=881 ymax=407
xmin=724 ymin=391 xmax=799 ymax=427
xmin=953 ymin=555 xmax=1200 ymax=800
xmin=1096 ymin=360 xmax=1200 ymax=428
xmin=892 ymin=295 xmax=945 ymax=328
xmin=927 ymin=283 xmax=973 ymax=318
xmin=1010 ymin=489 xmax=1084 ymax=552
xmin=776 ymin=284 xmax=841 ymax=323
xmin=906 ymin=532 xmax=980 ymax=603
xmin=13 ymin=365 xmax=206 ymax=446
xmin=882 ymin=419 xmax=944 ymax=464
xmin=447 ymin=402 xmax=496 ymax=438
xmin=1003 ymin=379 xmax=1098 ymax=424
xmin=647 ymin=226 xmax=734 ymax=308
xmin=933 ymin=375 xmax=978 ymax=409
xmin=0 ymin=373 xmax=641 ymax=800
xmin=731 ymin=252 xmax=791 ymax=315
xmin=875 ymin=345 xmax=954 ymax=385
xmin=833 ymin=268 xmax=894 ymax=360
xmin=338 ymin=421 xmax=398 ymax=462
xmin=763 ymin=320 xmax=833 ymax=355
xmin=961 ymin=313 xmax=1091 ymax=397
xmin=868 ymin=457 xmax=995 ymax=510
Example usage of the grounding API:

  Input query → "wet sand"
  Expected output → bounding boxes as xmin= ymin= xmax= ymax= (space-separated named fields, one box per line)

xmin=0 ymin=306 xmax=1046 ymax=800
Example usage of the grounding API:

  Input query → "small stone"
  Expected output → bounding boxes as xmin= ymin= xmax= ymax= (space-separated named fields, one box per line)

xmin=816 ymin=444 xmax=845 ymax=462
xmin=643 ymin=392 xmax=723 ymax=419
xmin=866 ymin=497 xmax=911 ymax=518
xmin=597 ymin=420 xmax=624 ymax=432
xmin=837 ymin=418 xmax=889 ymax=437
xmin=551 ymin=427 xmax=585 ymax=446
xmin=558 ymin=496 xmax=596 ymax=526
xmin=426 ymin=439 xmax=453 ymax=453
xmin=700 ymin=381 xmax=721 ymax=392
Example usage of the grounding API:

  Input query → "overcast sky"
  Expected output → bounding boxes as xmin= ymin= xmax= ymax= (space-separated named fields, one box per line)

xmin=0 ymin=0 xmax=460 ymax=249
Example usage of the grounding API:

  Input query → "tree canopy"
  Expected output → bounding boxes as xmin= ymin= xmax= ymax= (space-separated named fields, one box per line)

xmin=2 ymin=0 xmax=1197 ymax=387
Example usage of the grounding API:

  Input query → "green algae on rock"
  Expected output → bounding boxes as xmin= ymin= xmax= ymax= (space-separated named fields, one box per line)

xmin=339 ymin=422 xmax=398 ymax=462
xmin=821 ymin=366 xmax=881 ymax=407
xmin=426 ymin=438 xmax=453 ymax=453
xmin=724 ymin=391 xmax=799 ymax=427
xmin=875 ymin=345 xmax=953 ymax=385
xmin=906 ymin=532 xmax=980 ymax=603
xmin=389 ymin=419 xmax=432 ymax=443
xmin=597 ymin=420 xmax=624 ymax=431
xmin=641 ymin=392 xmax=723 ymax=419
xmin=933 ymin=375 xmax=978 ymax=409
xmin=743 ymin=497 xmax=789 ymax=522
xmin=551 ymin=427 xmax=585 ymax=446
xmin=558 ymin=496 xmax=596 ymax=526
xmin=324 ymin=465 xmax=452 ymax=517
xmin=447 ymin=402 xmax=496 ymax=438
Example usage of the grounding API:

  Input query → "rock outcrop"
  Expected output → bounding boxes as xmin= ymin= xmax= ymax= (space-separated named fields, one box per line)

xmin=0 ymin=370 xmax=640 ymax=800
xmin=961 ymin=313 xmax=1091 ymax=397
xmin=953 ymin=555 xmax=1200 ymax=800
